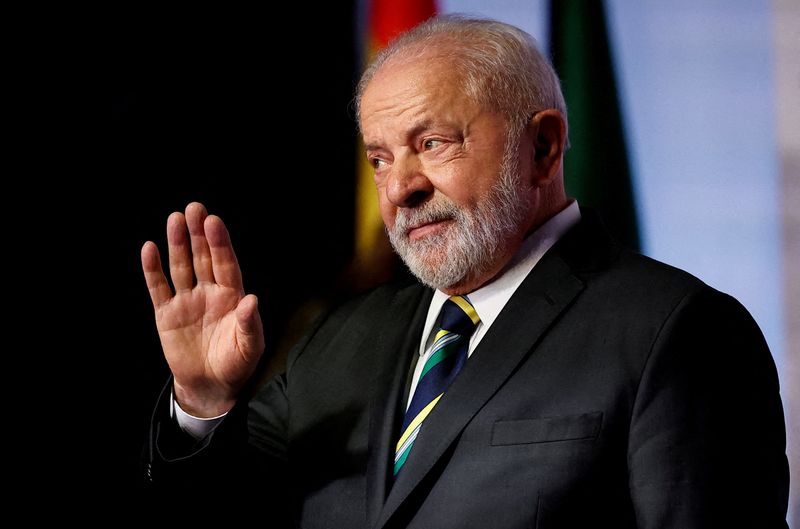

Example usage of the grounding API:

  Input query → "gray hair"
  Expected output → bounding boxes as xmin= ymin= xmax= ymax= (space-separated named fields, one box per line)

xmin=355 ymin=15 xmax=568 ymax=142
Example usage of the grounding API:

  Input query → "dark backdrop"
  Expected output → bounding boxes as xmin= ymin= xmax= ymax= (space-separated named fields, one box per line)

xmin=109 ymin=6 xmax=358 ymax=486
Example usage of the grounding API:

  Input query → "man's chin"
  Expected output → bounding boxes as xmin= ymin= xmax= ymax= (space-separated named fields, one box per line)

xmin=402 ymin=252 xmax=447 ymax=275
xmin=402 ymin=258 xmax=469 ymax=291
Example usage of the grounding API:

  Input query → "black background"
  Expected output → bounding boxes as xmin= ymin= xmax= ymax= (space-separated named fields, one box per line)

xmin=108 ymin=5 xmax=361 ymax=485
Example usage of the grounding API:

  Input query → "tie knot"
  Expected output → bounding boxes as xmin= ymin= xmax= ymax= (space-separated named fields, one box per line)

xmin=439 ymin=295 xmax=481 ymax=336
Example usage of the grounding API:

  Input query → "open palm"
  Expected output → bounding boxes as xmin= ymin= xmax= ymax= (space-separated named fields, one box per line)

xmin=142 ymin=202 xmax=264 ymax=417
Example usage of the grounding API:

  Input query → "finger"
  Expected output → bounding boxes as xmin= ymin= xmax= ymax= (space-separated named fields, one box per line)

xmin=167 ymin=212 xmax=194 ymax=291
xmin=205 ymin=214 xmax=244 ymax=291
xmin=141 ymin=241 xmax=173 ymax=307
xmin=185 ymin=202 xmax=213 ymax=283
xmin=235 ymin=294 xmax=265 ymax=359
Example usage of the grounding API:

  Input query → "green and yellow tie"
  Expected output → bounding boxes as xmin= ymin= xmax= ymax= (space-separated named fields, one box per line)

xmin=394 ymin=295 xmax=480 ymax=477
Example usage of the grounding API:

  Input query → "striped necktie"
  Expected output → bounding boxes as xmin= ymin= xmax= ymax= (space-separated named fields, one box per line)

xmin=393 ymin=295 xmax=481 ymax=478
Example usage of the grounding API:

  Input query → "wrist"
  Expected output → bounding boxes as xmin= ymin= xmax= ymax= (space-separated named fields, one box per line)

xmin=173 ymin=381 xmax=237 ymax=418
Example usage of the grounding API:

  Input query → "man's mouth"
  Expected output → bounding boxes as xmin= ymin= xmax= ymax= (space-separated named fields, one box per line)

xmin=406 ymin=218 xmax=454 ymax=240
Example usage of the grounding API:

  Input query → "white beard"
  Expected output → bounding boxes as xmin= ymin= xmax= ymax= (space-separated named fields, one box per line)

xmin=387 ymin=146 xmax=528 ymax=290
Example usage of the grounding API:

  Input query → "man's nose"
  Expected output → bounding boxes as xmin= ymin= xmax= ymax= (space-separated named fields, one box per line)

xmin=385 ymin=155 xmax=434 ymax=208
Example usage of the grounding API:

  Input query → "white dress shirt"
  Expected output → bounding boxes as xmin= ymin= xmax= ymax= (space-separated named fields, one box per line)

xmin=176 ymin=201 xmax=581 ymax=438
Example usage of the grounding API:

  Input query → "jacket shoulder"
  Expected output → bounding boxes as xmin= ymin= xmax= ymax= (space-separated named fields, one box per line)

xmin=285 ymin=279 xmax=428 ymax=371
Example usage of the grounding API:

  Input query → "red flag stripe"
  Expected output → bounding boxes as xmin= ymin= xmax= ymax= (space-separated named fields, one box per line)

xmin=369 ymin=0 xmax=436 ymax=47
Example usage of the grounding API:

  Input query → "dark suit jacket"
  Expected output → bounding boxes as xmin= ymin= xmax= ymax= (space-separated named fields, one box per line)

xmin=146 ymin=213 xmax=789 ymax=528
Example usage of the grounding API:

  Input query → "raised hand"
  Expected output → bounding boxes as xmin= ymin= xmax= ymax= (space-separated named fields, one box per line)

xmin=141 ymin=202 xmax=265 ymax=417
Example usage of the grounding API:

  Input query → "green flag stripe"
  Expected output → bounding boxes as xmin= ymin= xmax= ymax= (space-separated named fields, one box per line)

xmin=550 ymin=0 xmax=640 ymax=249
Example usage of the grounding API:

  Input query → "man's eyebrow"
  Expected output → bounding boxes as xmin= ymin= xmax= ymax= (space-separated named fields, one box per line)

xmin=407 ymin=121 xmax=434 ymax=141
xmin=364 ymin=120 xmax=439 ymax=152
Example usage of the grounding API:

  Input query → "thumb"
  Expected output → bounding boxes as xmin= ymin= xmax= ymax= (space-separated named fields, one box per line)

xmin=235 ymin=294 xmax=265 ymax=357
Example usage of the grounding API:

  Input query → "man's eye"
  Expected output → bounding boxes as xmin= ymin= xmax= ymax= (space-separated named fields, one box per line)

xmin=423 ymin=139 xmax=444 ymax=150
xmin=370 ymin=158 xmax=386 ymax=169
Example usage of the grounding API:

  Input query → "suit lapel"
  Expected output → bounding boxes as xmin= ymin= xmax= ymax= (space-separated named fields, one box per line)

xmin=375 ymin=252 xmax=586 ymax=529
xmin=365 ymin=284 xmax=433 ymax=526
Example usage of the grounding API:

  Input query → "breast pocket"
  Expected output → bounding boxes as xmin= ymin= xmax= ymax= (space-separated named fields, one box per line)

xmin=490 ymin=412 xmax=603 ymax=446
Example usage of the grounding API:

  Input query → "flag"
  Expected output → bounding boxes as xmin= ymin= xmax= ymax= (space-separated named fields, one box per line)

xmin=349 ymin=0 xmax=437 ymax=290
xmin=550 ymin=0 xmax=640 ymax=249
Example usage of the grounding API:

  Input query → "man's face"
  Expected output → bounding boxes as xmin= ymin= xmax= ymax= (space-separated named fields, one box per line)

xmin=359 ymin=54 xmax=533 ymax=291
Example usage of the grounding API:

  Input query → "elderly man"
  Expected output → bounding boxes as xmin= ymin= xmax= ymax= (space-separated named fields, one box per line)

xmin=142 ymin=16 xmax=788 ymax=528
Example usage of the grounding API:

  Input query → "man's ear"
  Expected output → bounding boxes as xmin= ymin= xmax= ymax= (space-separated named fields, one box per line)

xmin=529 ymin=109 xmax=567 ymax=185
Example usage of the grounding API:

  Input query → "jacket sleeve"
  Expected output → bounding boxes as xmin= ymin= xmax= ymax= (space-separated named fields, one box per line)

xmin=140 ymin=372 xmax=291 ymax=524
xmin=628 ymin=287 xmax=789 ymax=528
xmin=138 ymin=305 xmax=338 ymax=521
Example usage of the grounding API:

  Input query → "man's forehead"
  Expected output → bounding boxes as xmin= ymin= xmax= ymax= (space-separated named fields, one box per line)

xmin=360 ymin=54 xmax=465 ymax=121
xmin=379 ymin=43 xmax=459 ymax=77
